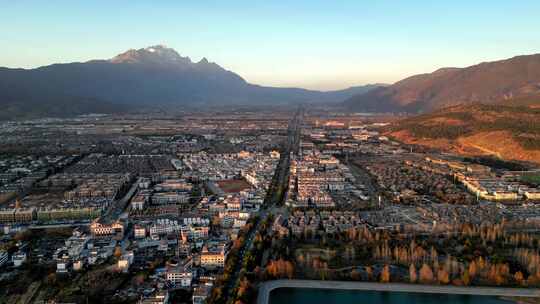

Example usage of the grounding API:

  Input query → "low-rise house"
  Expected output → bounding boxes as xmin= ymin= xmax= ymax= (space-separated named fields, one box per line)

xmin=57 ymin=259 xmax=70 ymax=273
xmin=200 ymin=245 xmax=227 ymax=269
xmin=166 ymin=265 xmax=193 ymax=287
xmin=0 ymin=250 xmax=8 ymax=267
xmin=73 ymin=260 xmax=83 ymax=271
xmin=90 ymin=220 xmax=126 ymax=240
xmin=139 ymin=290 xmax=169 ymax=304
xmin=134 ymin=225 xmax=147 ymax=238
xmin=117 ymin=251 xmax=134 ymax=272
xmin=192 ymin=284 xmax=212 ymax=304
xmin=12 ymin=251 xmax=27 ymax=267
xmin=131 ymin=195 xmax=147 ymax=211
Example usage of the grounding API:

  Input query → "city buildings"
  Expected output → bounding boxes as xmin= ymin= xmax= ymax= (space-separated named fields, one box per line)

xmin=200 ymin=245 xmax=227 ymax=269
xmin=1 ymin=110 xmax=539 ymax=304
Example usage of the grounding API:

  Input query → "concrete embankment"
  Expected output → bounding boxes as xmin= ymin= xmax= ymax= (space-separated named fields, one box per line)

xmin=257 ymin=280 xmax=540 ymax=304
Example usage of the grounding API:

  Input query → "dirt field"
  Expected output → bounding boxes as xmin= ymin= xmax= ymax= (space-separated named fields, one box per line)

xmin=216 ymin=179 xmax=252 ymax=193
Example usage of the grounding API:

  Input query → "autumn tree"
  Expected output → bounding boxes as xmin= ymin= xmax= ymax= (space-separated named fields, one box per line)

xmin=487 ymin=264 xmax=507 ymax=285
xmin=461 ymin=269 xmax=471 ymax=286
xmin=528 ymin=272 xmax=540 ymax=286
xmin=365 ymin=266 xmax=373 ymax=281
xmin=409 ymin=264 xmax=417 ymax=283
xmin=419 ymin=263 xmax=434 ymax=284
xmin=437 ymin=268 xmax=450 ymax=285
xmin=114 ymin=246 xmax=122 ymax=259
xmin=351 ymin=269 xmax=361 ymax=281
xmin=430 ymin=246 xmax=438 ymax=263
xmin=514 ymin=271 xmax=525 ymax=286
xmin=237 ymin=278 xmax=251 ymax=299
xmin=380 ymin=264 xmax=391 ymax=283
xmin=285 ymin=260 xmax=295 ymax=279
xmin=266 ymin=259 xmax=295 ymax=279
xmin=468 ymin=261 xmax=477 ymax=279
xmin=297 ymin=254 xmax=305 ymax=266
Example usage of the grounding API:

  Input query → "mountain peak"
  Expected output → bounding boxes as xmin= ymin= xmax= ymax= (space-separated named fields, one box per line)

xmin=196 ymin=57 xmax=220 ymax=68
xmin=144 ymin=45 xmax=166 ymax=53
xmin=110 ymin=45 xmax=192 ymax=65
xmin=432 ymin=67 xmax=460 ymax=74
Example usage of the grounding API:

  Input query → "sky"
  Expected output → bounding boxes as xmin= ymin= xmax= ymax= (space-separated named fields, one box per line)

xmin=1 ymin=1 xmax=540 ymax=90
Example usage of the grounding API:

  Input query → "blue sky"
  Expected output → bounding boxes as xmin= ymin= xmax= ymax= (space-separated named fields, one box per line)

xmin=1 ymin=1 xmax=540 ymax=90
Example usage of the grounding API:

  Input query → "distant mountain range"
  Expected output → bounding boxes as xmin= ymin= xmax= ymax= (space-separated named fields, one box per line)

xmin=4 ymin=46 xmax=539 ymax=120
xmin=345 ymin=53 xmax=540 ymax=112
xmin=0 ymin=45 xmax=381 ymax=120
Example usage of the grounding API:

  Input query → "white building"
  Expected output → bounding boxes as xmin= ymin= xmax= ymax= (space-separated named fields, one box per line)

xmin=57 ymin=260 xmax=70 ymax=273
xmin=117 ymin=251 xmax=134 ymax=273
xmin=166 ymin=266 xmax=193 ymax=287
xmin=200 ymin=245 xmax=227 ymax=269
xmin=192 ymin=284 xmax=212 ymax=304
xmin=134 ymin=225 xmax=147 ymax=238
xmin=150 ymin=219 xmax=181 ymax=236
xmin=139 ymin=290 xmax=169 ymax=304
xmin=12 ymin=251 xmax=26 ymax=267
xmin=90 ymin=220 xmax=125 ymax=239
xmin=180 ymin=225 xmax=209 ymax=241
xmin=131 ymin=195 xmax=146 ymax=211
xmin=73 ymin=260 xmax=83 ymax=271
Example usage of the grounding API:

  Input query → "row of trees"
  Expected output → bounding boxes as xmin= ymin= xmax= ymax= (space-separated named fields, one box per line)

xmin=208 ymin=218 xmax=257 ymax=304
xmin=514 ymin=248 xmax=540 ymax=275
xmin=265 ymin=259 xmax=295 ymax=279
xmin=276 ymin=216 xmax=540 ymax=287
xmin=290 ymin=221 xmax=530 ymax=248
xmin=342 ymin=259 xmax=531 ymax=287
xmin=407 ymin=259 xmax=518 ymax=286
xmin=232 ymin=216 xmax=275 ymax=304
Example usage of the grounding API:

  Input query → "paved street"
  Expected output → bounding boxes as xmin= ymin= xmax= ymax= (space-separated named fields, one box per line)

xmin=224 ymin=108 xmax=302 ymax=302
xmin=100 ymin=177 xmax=141 ymax=223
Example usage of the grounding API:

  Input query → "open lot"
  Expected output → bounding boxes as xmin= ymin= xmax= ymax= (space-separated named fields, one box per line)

xmin=216 ymin=179 xmax=252 ymax=193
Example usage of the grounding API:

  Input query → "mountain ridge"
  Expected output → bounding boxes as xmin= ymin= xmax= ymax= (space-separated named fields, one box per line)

xmin=344 ymin=53 xmax=540 ymax=112
xmin=386 ymin=103 xmax=540 ymax=164
xmin=0 ymin=46 xmax=381 ymax=120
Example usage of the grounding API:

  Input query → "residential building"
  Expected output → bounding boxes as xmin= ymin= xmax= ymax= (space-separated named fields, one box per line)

xmin=200 ymin=245 xmax=227 ymax=269
xmin=0 ymin=250 xmax=8 ymax=267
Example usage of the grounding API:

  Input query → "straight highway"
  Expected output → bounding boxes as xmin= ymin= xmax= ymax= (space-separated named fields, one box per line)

xmin=223 ymin=108 xmax=302 ymax=303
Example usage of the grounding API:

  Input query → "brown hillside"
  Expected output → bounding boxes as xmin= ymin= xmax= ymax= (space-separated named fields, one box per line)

xmin=387 ymin=104 xmax=540 ymax=164
xmin=345 ymin=53 xmax=540 ymax=112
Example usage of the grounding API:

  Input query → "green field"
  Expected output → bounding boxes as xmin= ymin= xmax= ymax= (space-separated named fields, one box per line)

xmin=522 ymin=173 xmax=540 ymax=186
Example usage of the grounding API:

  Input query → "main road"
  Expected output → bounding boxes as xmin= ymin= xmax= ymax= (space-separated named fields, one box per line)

xmin=223 ymin=108 xmax=302 ymax=302
xmin=100 ymin=177 xmax=141 ymax=223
